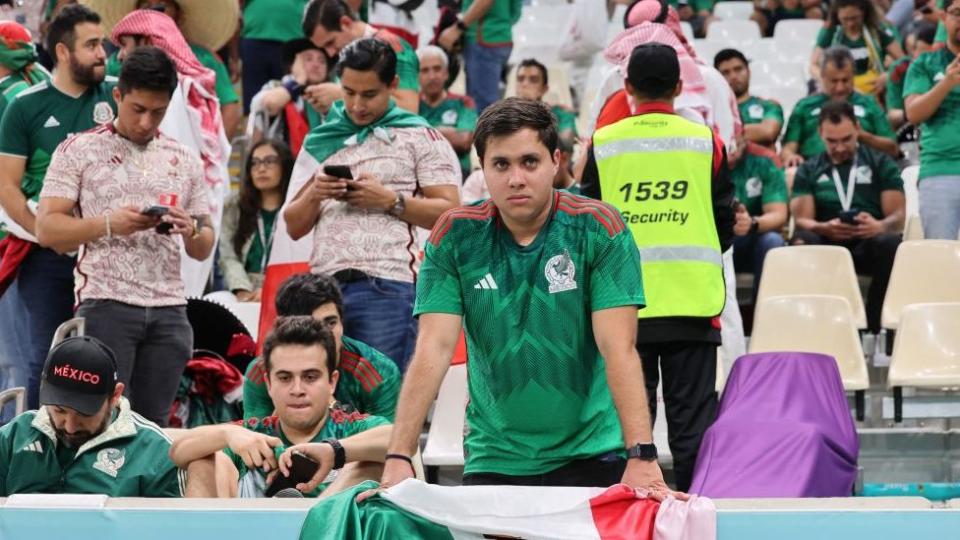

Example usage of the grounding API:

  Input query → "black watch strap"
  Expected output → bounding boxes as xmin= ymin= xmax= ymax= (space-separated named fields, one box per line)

xmin=322 ymin=438 xmax=346 ymax=470
xmin=749 ymin=216 xmax=760 ymax=234
xmin=627 ymin=443 xmax=658 ymax=461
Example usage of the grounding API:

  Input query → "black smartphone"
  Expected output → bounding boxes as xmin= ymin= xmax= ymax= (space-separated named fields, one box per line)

xmin=142 ymin=205 xmax=169 ymax=217
xmin=839 ymin=208 xmax=860 ymax=225
xmin=323 ymin=165 xmax=353 ymax=180
xmin=264 ymin=451 xmax=320 ymax=497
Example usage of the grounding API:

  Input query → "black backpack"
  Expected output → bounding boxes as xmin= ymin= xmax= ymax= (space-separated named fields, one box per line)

xmin=372 ymin=0 xmax=426 ymax=13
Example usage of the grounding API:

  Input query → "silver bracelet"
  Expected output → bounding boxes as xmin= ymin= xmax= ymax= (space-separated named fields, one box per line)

xmin=104 ymin=211 xmax=112 ymax=240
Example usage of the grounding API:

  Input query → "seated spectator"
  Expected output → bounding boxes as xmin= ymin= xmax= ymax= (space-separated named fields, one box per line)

xmin=282 ymin=38 xmax=460 ymax=372
xmin=99 ymin=0 xmax=243 ymax=138
xmin=672 ymin=0 xmax=715 ymax=38
xmin=243 ymin=272 xmax=400 ymax=421
xmin=753 ymin=0 xmax=825 ymax=37
xmin=417 ymin=45 xmax=477 ymax=179
xmin=886 ymin=20 xmax=938 ymax=129
xmin=729 ymin=135 xmax=788 ymax=302
xmin=714 ymin=48 xmax=784 ymax=150
xmin=782 ymin=46 xmax=898 ymax=167
xmin=904 ymin=0 xmax=960 ymax=240
xmin=248 ymin=38 xmax=331 ymax=154
xmin=790 ymin=100 xmax=904 ymax=333
xmin=810 ymin=0 xmax=904 ymax=96
xmin=169 ymin=316 xmax=392 ymax=498
xmin=301 ymin=0 xmax=420 ymax=113
xmin=36 ymin=47 xmax=215 ymax=426
xmin=237 ymin=0 xmax=311 ymax=114
xmin=462 ymin=138 xmax=578 ymax=204
xmin=0 ymin=336 xmax=184 ymax=497
xmin=219 ymin=139 xmax=293 ymax=303
xmin=515 ymin=58 xmax=579 ymax=148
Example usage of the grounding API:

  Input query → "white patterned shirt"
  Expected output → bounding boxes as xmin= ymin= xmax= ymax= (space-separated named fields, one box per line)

xmin=41 ymin=124 xmax=209 ymax=307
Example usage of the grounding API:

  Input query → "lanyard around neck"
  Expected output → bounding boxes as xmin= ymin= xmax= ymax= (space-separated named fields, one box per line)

xmin=256 ymin=212 xmax=276 ymax=271
xmin=831 ymin=155 xmax=858 ymax=212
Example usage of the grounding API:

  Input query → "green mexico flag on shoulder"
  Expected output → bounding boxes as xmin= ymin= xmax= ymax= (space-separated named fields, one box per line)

xmin=301 ymin=100 xmax=429 ymax=165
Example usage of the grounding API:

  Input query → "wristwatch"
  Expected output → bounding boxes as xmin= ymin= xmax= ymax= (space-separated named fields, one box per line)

xmin=388 ymin=192 xmax=406 ymax=217
xmin=190 ymin=216 xmax=202 ymax=239
xmin=322 ymin=438 xmax=346 ymax=470
xmin=627 ymin=443 xmax=658 ymax=462
xmin=455 ymin=14 xmax=467 ymax=31
xmin=749 ymin=216 xmax=759 ymax=235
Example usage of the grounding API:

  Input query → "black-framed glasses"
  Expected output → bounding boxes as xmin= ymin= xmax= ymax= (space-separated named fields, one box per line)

xmin=250 ymin=156 xmax=281 ymax=168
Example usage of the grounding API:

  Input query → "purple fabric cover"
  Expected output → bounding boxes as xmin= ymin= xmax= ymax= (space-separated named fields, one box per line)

xmin=690 ymin=352 xmax=859 ymax=498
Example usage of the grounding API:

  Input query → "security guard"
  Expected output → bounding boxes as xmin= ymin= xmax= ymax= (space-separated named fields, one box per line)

xmin=581 ymin=43 xmax=735 ymax=492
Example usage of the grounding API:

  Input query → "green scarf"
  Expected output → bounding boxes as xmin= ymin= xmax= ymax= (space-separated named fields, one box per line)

xmin=301 ymin=100 xmax=429 ymax=165
xmin=0 ymin=40 xmax=45 ymax=85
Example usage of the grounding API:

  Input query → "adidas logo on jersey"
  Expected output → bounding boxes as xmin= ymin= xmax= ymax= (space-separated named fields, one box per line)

xmin=474 ymin=273 xmax=498 ymax=290
xmin=43 ymin=116 xmax=60 ymax=128
xmin=21 ymin=441 xmax=42 ymax=453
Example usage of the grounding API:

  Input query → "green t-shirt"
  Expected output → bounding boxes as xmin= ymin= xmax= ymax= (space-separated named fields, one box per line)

xmin=463 ymin=0 xmax=523 ymax=46
xmin=0 ymin=78 xmax=116 ymax=201
xmin=815 ymin=24 xmax=896 ymax=76
xmin=903 ymin=47 xmax=960 ymax=180
xmin=551 ymin=104 xmax=579 ymax=138
xmin=415 ymin=192 xmax=646 ymax=476
xmin=738 ymin=95 xmax=784 ymax=127
xmin=0 ymin=75 xmax=34 ymax=120
xmin=419 ymin=93 xmax=477 ymax=173
xmin=665 ymin=0 xmax=716 ymax=11
xmin=0 ymin=401 xmax=183 ymax=497
xmin=732 ymin=146 xmax=788 ymax=217
xmin=886 ymin=56 xmax=912 ymax=111
xmin=243 ymin=335 xmax=401 ymax=422
xmin=107 ymin=45 xmax=239 ymax=106
xmin=791 ymin=145 xmax=903 ymax=222
xmin=243 ymin=208 xmax=278 ymax=274
xmin=783 ymin=92 xmax=894 ymax=159
xmin=227 ymin=405 xmax=390 ymax=497
xmin=242 ymin=0 xmax=310 ymax=42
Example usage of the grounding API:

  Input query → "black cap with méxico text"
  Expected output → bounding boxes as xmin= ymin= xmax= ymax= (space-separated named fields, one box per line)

xmin=39 ymin=336 xmax=119 ymax=416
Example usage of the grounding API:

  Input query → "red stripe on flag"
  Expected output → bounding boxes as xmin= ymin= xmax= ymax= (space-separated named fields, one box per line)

xmin=589 ymin=484 xmax=659 ymax=540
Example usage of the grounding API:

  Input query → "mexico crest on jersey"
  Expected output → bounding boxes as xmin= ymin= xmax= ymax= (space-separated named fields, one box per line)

xmin=546 ymin=249 xmax=577 ymax=294
xmin=93 ymin=101 xmax=114 ymax=124
xmin=93 ymin=447 xmax=125 ymax=478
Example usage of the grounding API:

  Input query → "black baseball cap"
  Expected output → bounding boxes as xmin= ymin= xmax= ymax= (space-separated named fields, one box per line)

xmin=627 ymin=43 xmax=681 ymax=95
xmin=39 ymin=336 xmax=119 ymax=416
xmin=283 ymin=38 xmax=325 ymax=67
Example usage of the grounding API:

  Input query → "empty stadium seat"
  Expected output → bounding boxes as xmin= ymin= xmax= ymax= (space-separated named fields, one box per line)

xmin=774 ymin=85 xmax=809 ymax=120
xmin=693 ymin=39 xmax=726 ymax=65
xmin=0 ymin=387 xmax=25 ymax=417
xmin=756 ymin=246 xmax=868 ymax=329
xmin=422 ymin=364 xmax=467 ymax=481
xmin=519 ymin=3 xmax=572 ymax=27
xmin=503 ymin=62 xmax=574 ymax=108
xmin=707 ymin=19 xmax=762 ymax=42
xmin=772 ymin=37 xmax=815 ymax=65
xmin=680 ymin=21 xmax=695 ymax=42
xmin=714 ymin=1 xmax=754 ymax=20
xmin=773 ymin=19 xmax=824 ymax=44
xmin=750 ymin=294 xmax=869 ymax=418
xmin=749 ymin=60 xmax=806 ymax=90
xmin=901 ymin=165 xmax=923 ymax=241
xmin=881 ymin=240 xmax=960 ymax=331
xmin=887 ymin=303 xmax=960 ymax=422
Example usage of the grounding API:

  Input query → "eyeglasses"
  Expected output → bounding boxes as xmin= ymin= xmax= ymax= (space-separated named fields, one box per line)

xmin=250 ymin=156 xmax=281 ymax=168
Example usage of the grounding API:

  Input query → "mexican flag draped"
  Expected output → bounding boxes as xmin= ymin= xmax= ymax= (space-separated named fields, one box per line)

xmin=299 ymin=480 xmax=716 ymax=540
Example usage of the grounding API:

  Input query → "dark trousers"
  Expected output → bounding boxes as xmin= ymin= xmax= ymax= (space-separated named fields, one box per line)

xmin=240 ymin=38 xmax=285 ymax=114
xmin=792 ymin=230 xmax=901 ymax=333
xmin=14 ymin=248 xmax=75 ymax=410
xmin=462 ymin=452 xmax=626 ymax=487
xmin=76 ymin=300 xmax=193 ymax=426
xmin=639 ymin=341 xmax=718 ymax=492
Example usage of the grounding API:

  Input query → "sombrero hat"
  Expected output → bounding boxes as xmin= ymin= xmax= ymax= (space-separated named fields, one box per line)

xmin=186 ymin=297 xmax=257 ymax=373
xmin=79 ymin=0 xmax=239 ymax=52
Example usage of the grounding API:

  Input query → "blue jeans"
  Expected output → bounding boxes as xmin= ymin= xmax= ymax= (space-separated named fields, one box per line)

xmin=14 ymin=247 xmax=75 ymax=410
xmin=0 ymin=279 xmax=29 ymax=423
xmin=464 ymin=40 xmax=512 ymax=114
xmin=338 ymin=276 xmax=417 ymax=373
xmin=732 ymin=231 xmax=785 ymax=302
xmin=918 ymin=176 xmax=960 ymax=240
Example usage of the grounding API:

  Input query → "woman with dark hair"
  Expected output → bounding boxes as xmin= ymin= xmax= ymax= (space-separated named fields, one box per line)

xmin=810 ymin=0 xmax=905 ymax=95
xmin=218 ymin=139 xmax=294 ymax=302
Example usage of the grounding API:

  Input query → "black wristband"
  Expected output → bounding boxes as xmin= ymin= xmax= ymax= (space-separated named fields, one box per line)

xmin=322 ymin=438 xmax=346 ymax=470
xmin=282 ymin=78 xmax=305 ymax=100
xmin=384 ymin=453 xmax=414 ymax=468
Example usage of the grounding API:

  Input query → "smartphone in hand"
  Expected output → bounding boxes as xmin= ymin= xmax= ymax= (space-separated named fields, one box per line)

xmin=264 ymin=451 xmax=321 ymax=497
xmin=141 ymin=205 xmax=169 ymax=217
xmin=839 ymin=208 xmax=860 ymax=225
xmin=323 ymin=165 xmax=353 ymax=180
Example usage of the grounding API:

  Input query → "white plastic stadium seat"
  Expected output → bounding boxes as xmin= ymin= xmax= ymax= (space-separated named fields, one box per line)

xmin=0 ymin=387 xmax=25 ymax=417
xmin=680 ymin=21 xmax=695 ymax=42
xmin=881 ymin=240 xmax=960 ymax=331
xmin=756 ymin=246 xmax=868 ymax=329
xmin=773 ymin=19 xmax=824 ymax=44
xmin=707 ymin=19 xmax=762 ymax=41
xmin=901 ymin=165 xmax=923 ymax=240
xmin=520 ymin=3 xmax=572 ymax=27
xmin=774 ymin=85 xmax=810 ymax=122
xmin=750 ymin=295 xmax=869 ymax=392
xmin=773 ymin=37 xmax=815 ymax=65
xmin=422 ymin=364 xmax=467 ymax=468
xmin=714 ymin=1 xmax=754 ymax=20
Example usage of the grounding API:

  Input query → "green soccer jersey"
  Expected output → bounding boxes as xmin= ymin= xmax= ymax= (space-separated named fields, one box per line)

xmin=419 ymin=93 xmax=477 ymax=174
xmin=0 ymin=78 xmax=116 ymax=201
xmin=244 ymin=336 xmax=401 ymax=422
xmin=463 ymin=0 xmax=523 ymax=46
xmin=371 ymin=28 xmax=419 ymax=92
xmin=0 ymin=72 xmax=42 ymax=120
xmin=242 ymin=0 xmax=311 ymax=42
xmin=732 ymin=145 xmax=788 ymax=217
xmin=903 ymin=47 xmax=960 ymax=180
xmin=783 ymin=92 xmax=894 ymax=159
xmin=738 ymin=95 xmax=784 ymax=127
xmin=0 ymin=399 xmax=184 ymax=497
xmin=227 ymin=405 xmax=390 ymax=497
xmin=886 ymin=56 xmax=912 ymax=111
xmin=791 ymin=145 xmax=903 ymax=222
xmin=815 ymin=24 xmax=897 ymax=76
xmin=415 ymin=192 xmax=646 ymax=476
xmin=551 ymin=104 xmax=579 ymax=139
xmin=107 ymin=45 xmax=239 ymax=106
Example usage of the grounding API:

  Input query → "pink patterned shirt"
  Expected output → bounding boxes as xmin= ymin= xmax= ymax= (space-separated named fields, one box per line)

xmin=287 ymin=126 xmax=460 ymax=283
xmin=41 ymin=124 xmax=209 ymax=307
